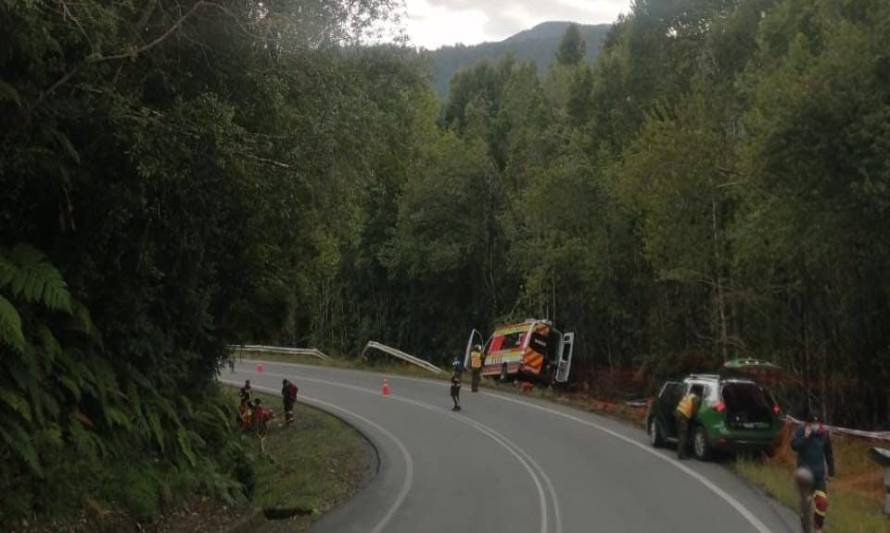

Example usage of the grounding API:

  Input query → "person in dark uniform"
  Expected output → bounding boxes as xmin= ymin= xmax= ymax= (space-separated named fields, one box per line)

xmin=450 ymin=371 xmax=462 ymax=411
xmin=791 ymin=406 xmax=835 ymax=533
xmin=240 ymin=380 xmax=252 ymax=402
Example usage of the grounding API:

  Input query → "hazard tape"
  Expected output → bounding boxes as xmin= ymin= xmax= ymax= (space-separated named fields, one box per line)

xmin=784 ymin=415 xmax=890 ymax=441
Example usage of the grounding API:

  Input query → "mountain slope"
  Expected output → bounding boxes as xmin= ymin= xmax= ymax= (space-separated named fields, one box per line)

xmin=427 ymin=21 xmax=612 ymax=97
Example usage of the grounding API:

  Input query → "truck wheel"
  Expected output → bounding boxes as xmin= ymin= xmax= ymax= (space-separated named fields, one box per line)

xmin=648 ymin=417 xmax=665 ymax=448
xmin=693 ymin=426 xmax=711 ymax=461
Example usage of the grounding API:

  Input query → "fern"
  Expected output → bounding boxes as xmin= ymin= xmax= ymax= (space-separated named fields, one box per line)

xmin=175 ymin=428 xmax=197 ymax=467
xmin=0 ymin=420 xmax=43 ymax=476
xmin=59 ymin=375 xmax=82 ymax=402
xmin=0 ymin=244 xmax=72 ymax=313
xmin=0 ymin=294 xmax=25 ymax=350
xmin=0 ymin=389 xmax=32 ymax=422
xmin=147 ymin=412 xmax=165 ymax=452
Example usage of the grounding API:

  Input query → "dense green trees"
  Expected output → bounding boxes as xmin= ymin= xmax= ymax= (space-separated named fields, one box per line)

xmin=411 ymin=0 xmax=890 ymax=427
xmin=2 ymin=0 xmax=889 ymax=523
xmin=0 ymin=0 xmax=418 ymax=524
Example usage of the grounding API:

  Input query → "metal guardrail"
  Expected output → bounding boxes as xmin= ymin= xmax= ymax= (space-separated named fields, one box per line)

xmin=361 ymin=341 xmax=443 ymax=375
xmin=228 ymin=345 xmax=331 ymax=361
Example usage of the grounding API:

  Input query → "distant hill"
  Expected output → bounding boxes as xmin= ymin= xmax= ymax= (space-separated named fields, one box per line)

xmin=427 ymin=21 xmax=613 ymax=97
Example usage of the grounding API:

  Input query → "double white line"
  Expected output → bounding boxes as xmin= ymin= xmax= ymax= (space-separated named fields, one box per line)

xmin=225 ymin=368 xmax=562 ymax=533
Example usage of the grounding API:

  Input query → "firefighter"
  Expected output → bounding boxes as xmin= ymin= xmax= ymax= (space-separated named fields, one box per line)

xmin=791 ymin=407 xmax=835 ymax=533
xmin=674 ymin=388 xmax=701 ymax=460
xmin=470 ymin=344 xmax=483 ymax=392
xmin=450 ymin=370 xmax=462 ymax=411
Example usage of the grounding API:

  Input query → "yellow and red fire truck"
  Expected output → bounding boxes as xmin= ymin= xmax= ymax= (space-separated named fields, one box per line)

xmin=463 ymin=319 xmax=575 ymax=384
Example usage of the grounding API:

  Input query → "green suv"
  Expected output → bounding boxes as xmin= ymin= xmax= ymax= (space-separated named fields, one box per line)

xmin=646 ymin=372 xmax=782 ymax=460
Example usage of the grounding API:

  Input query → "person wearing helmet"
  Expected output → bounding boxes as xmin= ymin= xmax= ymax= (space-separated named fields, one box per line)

xmin=470 ymin=344 xmax=483 ymax=392
xmin=450 ymin=370 xmax=462 ymax=411
xmin=791 ymin=406 xmax=834 ymax=533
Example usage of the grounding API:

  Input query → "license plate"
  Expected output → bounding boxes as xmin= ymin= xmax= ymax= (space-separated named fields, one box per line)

xmin=742 ymin=422 xmax=768 ymax=429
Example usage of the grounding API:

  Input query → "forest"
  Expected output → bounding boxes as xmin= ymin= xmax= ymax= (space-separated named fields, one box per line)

xmin=1 ymin=0 xmax=889 ymax=524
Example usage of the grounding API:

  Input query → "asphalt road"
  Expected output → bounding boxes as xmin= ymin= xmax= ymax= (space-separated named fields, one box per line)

xmin=223 ymin=361 xmax=798 ymax=533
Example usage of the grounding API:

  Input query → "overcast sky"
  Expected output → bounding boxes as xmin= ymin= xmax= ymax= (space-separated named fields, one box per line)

xmin=403 ymin=0 xmax=631 ymax=49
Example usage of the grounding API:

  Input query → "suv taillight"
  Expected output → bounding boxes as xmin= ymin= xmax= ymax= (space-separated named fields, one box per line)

xmin=713 ymin=401 xmax=725 ymax=413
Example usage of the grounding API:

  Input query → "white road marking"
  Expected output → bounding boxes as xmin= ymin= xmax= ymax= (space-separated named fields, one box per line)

xmin=232 ymin=367 xmax=555 ymax=533
xmin=482 ymin=392 xmax=774 ymax=533
xmin=221 ymin=380 xmax=414 ymax=533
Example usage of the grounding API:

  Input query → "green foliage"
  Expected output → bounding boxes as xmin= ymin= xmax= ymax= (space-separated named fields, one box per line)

xmin=3 ymin=0 xmax=890 ymax=525
xmin=556 ymin=24 xmax=586 ymax=65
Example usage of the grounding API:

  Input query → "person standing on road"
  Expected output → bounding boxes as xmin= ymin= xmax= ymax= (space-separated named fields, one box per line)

xmin=674 ymin=388 xmax=701 ymax=459
xmin=470 ymin=345 xmax=483 ymax=392
xmin=281 ymin=379 xmax=298 ymax=424
xmin=791 ymin=407 xmax=835 ymax=533
xmin=450 ymin=370 xmax=462 ymax=411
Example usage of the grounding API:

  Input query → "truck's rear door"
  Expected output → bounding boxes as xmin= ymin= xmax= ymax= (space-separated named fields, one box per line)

xmin=554 ymin=332 xmax=574 ymax=383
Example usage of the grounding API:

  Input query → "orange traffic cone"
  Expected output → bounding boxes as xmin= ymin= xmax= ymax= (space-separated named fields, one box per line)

xmin=382 ymin=378 xmax=391 ymax=398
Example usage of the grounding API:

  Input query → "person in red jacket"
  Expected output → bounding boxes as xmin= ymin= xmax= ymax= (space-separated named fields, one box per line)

xmin=282 ymin=379 xmax=298 ymax=424
xmin=252 ymin=398 xmax=273 ymax=436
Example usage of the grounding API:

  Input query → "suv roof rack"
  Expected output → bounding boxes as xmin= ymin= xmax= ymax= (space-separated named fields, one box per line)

xmin=687 ymin=373 xmax=721 ymax=380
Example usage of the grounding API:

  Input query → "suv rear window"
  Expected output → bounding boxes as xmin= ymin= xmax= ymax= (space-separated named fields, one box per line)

xmin=721 ymin=382 xmax=773 ymax=425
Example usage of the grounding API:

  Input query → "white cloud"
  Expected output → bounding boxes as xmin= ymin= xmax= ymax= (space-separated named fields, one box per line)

xmin=405 ymin=0 xmax=491 ymax=49
xmin=403 ymin=0 xmax=631 ymax=49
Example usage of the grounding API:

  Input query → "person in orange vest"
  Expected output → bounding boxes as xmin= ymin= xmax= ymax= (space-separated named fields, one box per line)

xmin=238 ymin=397 xmax=253 ymax=432
xmin=675 ymin=388 xmax=701 ymax=459
xmin=470 ymin=345 xmax=483 ymax=392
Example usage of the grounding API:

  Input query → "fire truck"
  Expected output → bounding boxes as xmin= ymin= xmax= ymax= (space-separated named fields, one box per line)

xmin=463 ymin=319 xmax=575 ymax=384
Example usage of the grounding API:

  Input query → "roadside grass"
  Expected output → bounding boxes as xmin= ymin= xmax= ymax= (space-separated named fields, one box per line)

xmin=734 ymin=426 xmax=889 ymax=533
xmin=224 ymin=389 xmax=373 ymax=532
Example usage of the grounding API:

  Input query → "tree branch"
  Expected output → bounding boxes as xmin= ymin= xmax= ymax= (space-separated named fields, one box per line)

xmin=31 ymin=1 xmax=243 ymax=114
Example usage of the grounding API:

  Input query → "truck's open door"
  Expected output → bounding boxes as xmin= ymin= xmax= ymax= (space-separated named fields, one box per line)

xmin=554 ymin=332 xmax=574 ymax=383
xmin=463 ymin=329 xmax=484 ymax=369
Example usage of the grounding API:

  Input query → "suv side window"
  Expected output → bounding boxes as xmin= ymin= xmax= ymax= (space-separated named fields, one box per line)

xmin=660 ymin=382 xmax=684 ymax=407
xmin=700 ymin=385 xmax=714 ymax=402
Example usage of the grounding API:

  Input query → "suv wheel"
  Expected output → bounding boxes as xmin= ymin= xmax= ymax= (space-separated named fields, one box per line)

xmin=693 ymin=426 xmax=711 ymax=461
xmin=648 ymin=417 xmax=665 ymax=448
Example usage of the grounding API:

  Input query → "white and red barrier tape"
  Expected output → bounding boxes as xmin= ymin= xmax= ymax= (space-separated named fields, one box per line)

xmin=783 ymin=415 xmax=890 ymax=441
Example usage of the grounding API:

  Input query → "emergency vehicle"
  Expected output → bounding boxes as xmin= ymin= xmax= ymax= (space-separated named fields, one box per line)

xmin=463 ymin=319 xmax=575 ymax=384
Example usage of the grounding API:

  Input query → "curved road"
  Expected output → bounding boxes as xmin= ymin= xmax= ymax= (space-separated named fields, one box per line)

xmin=224 ymin=361 xmax=796 ymax=533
